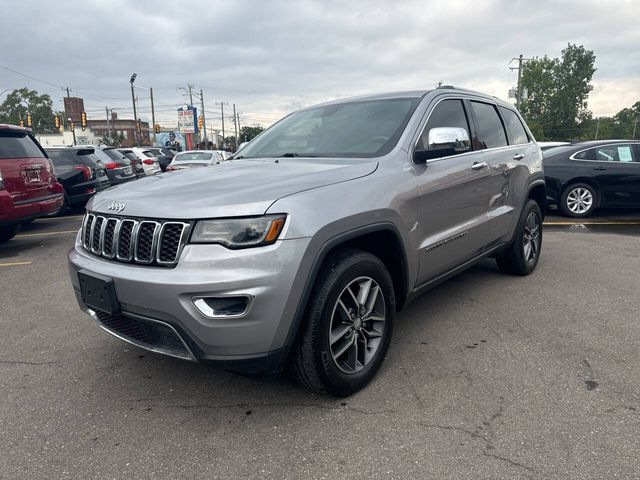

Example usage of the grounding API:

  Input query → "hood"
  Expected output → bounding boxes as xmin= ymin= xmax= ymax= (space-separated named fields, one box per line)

xmin=89 ymin=157 xmax=378 ymax=219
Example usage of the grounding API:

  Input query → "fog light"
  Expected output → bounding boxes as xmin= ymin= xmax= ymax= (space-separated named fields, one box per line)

xmin=193 ymin=296 xmax=252 ymax=318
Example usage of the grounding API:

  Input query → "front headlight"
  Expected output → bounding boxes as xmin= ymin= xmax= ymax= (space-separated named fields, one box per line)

xmin=190 ymin=214 xmax=286 ymax=248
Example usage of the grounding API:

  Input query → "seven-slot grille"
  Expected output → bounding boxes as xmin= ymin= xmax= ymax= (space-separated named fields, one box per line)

xmin=82 ymin=213 xmax=189 ymax=267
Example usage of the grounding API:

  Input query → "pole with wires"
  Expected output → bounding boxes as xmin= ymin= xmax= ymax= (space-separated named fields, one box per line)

xmin=200 ymin=89 xmax=207 ymax=150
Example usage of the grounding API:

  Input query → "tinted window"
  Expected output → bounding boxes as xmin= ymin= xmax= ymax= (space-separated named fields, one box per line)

xmin=103 ymin=149 xmax=126 ymax=161
xmin=499 ymin=107 xmax=529 ymax=145
xmin=0 ymin=131 xmax=46 ymax=159
xmin=46 ymin=149 xmax=78 ymax=167
xmin=471 ymin=102 xmax=508 ymax=149
xmin=238 ymin=98 xmax=420 ymax=158
xmin=418 ymin=99 xmax=470 ymax=150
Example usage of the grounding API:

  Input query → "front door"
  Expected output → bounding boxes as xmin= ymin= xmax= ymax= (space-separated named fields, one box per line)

xmin=589 ymin=144 xmax=640 ymax=206
xmin=413 ymin=98 xmax=491 ymax=285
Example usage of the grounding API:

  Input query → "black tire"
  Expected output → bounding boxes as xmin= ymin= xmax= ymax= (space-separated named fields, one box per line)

xmin=0 ymin=224 xmax=20 ymax=243
xmin=496 ymin=199 xmax=542 ymax=276
xmin=290 ymin=248 xmax=395 ymax=397
xmin=559 ymin=183 xmax=597 ymax=218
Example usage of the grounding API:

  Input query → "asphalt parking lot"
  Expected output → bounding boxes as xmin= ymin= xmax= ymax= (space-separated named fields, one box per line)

xmin=1 ymin=211 xmax=639 ymax=479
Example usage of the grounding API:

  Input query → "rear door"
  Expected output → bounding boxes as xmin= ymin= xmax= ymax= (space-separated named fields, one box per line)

xmin=0 ymin=130 xmax=55 ymax=204
xmin=580 ymin=144 xmax=640 ymax=206
xmin=414 ymin=98 xmax=491 ymax=284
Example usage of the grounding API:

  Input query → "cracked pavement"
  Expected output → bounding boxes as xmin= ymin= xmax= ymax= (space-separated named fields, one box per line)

xmin=1 ymin=215 xmax=639 ymax=479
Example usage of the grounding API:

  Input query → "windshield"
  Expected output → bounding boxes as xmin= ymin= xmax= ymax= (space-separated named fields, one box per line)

xmin=174 ymin=152 xmax=214 ymax=162
xmin=237 ymin=97 xmax=420 ymax=159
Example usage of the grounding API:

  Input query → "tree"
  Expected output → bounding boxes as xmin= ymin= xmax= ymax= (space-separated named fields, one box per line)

xmin=239 ymin=125 xmax=264 ymax=143
xmin=100 ymin=133 xmax=125 ymax=147
xmin=520 ymin=44 xmax=596 ymax=140
xmin=0 ymin=88 xmax=58 ymax=133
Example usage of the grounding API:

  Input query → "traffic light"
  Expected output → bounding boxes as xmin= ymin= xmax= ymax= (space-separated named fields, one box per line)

xmin=54 ymin=115 xmax=60 ymax=129
xmin=70 ymin=121 xmax=75 ymax=130
xmin=198 ymin=115 xmax=203 ymax=130
xmin=26 ymin=112 xmax=32 ymax=128
xmin=136 ymin=120 xmax=141 ymax=133
xmin=154 ymin=124 xmax=160 ymax=133
xmin=81 ymin=111 xmax=87 ymax=131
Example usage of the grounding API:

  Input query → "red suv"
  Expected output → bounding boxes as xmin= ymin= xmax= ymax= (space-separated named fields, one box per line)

xmin=0 ymin=125 xmax=64 ymax=242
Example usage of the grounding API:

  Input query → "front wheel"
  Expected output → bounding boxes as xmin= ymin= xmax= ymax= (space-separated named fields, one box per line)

xmin=496 ymin=199 xmax=542 ymax=275
xmin=290 ymin=249 xmax=395 ymax=396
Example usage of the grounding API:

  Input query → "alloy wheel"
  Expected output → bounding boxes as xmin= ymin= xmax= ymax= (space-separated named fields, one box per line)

xmin=523 ymin=212 xmax=540 ymax=263
xmin=566 ymin=187 xmax=593 ymax=215
xmin=329 ymin=276 xmax=386 ymax=374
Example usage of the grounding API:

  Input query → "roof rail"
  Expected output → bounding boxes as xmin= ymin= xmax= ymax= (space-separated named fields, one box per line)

xmin=436 ymin=85 xmax=456 ymax=89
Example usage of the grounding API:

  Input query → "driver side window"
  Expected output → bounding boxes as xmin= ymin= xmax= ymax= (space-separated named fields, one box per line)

xmin=418 ymin=99 xmax=471 ymax=150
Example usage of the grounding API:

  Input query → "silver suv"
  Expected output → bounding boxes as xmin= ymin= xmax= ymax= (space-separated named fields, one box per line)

xmin=68 ymin=87 xmax=544 ymax=396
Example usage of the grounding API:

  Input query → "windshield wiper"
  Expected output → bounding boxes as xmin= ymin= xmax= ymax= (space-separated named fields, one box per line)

xmin=279 ymin=153 xmax=325 ymax=158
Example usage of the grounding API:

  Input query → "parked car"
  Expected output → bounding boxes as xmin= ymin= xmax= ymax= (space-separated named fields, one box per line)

xmin=90 ymin=146 xmax=137 ymax=185
xmin=0 ymin=124 xmax=64 ymax=242
xmin=538 ymin=141 xmax=571 ymax=151
xmin=144 ymin=146 xmax=175 ymax=172
xmin=543 ymin=140 xmax=640 ymax=217
xmin=166 ymin=150 xmax=228 ymax=171
xmin=128 ymin=147 xmax=161 ymax=175
xmin=45 ymin=147 xmax=111 ymax=213
xmin=117 ymin=149 xmax=146 ymax=178
xmin=68 ymin=87 xmax=545 ymax=396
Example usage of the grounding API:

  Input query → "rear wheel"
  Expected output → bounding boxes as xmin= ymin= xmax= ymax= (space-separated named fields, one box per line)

xmin=560 ymin=183 xmax=597 ymax=218
xmin=496 ymin=199 xmax=542 ymax=275
xmin=290 ymin=249 xmax=395 ymax=396
xmin=0 ymin=224 xmax=20 ymax=243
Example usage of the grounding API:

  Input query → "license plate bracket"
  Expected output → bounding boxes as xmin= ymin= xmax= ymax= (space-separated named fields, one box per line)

xmin=78 ymin=270 xmax=120 ymax=314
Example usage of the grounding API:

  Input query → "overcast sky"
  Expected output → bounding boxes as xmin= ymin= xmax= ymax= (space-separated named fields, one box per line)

xmin=1 ymin=0 xmax=638 ymax=130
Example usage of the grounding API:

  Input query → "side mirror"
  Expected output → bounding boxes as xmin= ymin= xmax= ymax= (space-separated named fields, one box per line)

xmin=413 ymin=127 xmax=471 ymax=163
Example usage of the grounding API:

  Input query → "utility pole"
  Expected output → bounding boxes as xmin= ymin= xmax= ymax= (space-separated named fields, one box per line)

xmin=216 ymin=101 xmax=229 ymax=150
xmin=236 ymin=113 xmax=242 ymax=142
xmin=150 ymin=87 xmax=156 ymax=145
xmin=232 ymin=104 xmax=238 ymax=151
xmin=509 ymin=54 xmax=530 ymax=108
xmin=129 ymin=73 xmax=139 ymax=146
xmin=199 ymin=89 xmax=207 ymax=150
xmin=66 ymin=87 xmax=70 ymax=98
xmin=105 ymin=107 xmax=112 ymax=140
xmin=633 ymin=118 xmax=638 ymax=139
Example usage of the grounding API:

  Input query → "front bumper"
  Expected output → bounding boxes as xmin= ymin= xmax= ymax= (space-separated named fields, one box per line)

xmin=68 ymin=233 xmax=312 ymax=368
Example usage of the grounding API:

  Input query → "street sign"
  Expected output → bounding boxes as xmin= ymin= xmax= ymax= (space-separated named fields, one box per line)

xmin=177 ymin=106 xmax=198 ymax=134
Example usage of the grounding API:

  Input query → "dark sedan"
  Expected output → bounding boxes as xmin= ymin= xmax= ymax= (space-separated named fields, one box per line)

xmin=91 ymin=146 xmax=137 ymax=185
xmin=46 ymin=147 xmax=111 ymax=213
xmin=543 ymin=140 xmax=640 ymax=217
xmin=117 ymin=149 xmax=146 ymax=178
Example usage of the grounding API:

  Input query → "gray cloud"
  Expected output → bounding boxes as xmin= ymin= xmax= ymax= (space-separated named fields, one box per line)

xmin=1 ymin=0 xmax=638 ymax=128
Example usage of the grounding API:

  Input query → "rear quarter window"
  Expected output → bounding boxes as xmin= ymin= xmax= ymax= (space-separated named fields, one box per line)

xmin=0 ymin=132 xmax=46 ymax=159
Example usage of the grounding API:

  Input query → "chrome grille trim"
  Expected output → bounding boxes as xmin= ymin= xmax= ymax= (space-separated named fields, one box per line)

xmin=81 ymin=213 xmax=190 ymax=267
xmin=156 ymin=222 xmax=190 ymax=265
xmin=134 ymin=221 xmax=161 ymax=264
xmin=116 ymin=220 xmax=137 ymax=261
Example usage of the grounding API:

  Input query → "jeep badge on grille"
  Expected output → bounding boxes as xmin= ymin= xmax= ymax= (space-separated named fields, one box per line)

xmin=106 ymin=201 xmax=126 ymax=213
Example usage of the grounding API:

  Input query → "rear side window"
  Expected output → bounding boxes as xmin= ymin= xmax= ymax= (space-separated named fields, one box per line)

xmin=471 ymin=102 xmax=508 ymax=149
xmin=419 ymin=99 xmax=471 ymax=150
xmin=0 ymin=132 xmax=46 ymax=159
xmin=575 ymin=145 xmax=636 ymax=162
xmin=499 ymin=107 xmax=529 ymax=145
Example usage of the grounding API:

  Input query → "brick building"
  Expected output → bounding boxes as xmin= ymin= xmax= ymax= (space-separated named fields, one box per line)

xmin=87 ymin=119 xmax=151 ymax=147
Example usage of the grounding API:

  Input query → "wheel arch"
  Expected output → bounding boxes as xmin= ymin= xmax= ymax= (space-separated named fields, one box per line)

xmin=561 ymin=177 xmax=601 ymax=207
xmin=283 ymin=223 xmax=409 ymax=350
xmin=526 ymin=180 xmax=546 ymax=218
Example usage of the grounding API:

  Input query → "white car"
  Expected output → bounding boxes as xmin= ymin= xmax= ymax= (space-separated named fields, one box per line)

xmin=129 ymin=147 xmax=162 ymax=175
xmin=166 ymin=150 xmax=228 ymax=171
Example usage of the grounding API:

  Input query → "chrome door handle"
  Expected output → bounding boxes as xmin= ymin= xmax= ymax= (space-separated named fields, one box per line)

xmin=513 ymin=153 xmax=525 ymax=160
xmin=471 ymin=162 xmax=488 ymax=170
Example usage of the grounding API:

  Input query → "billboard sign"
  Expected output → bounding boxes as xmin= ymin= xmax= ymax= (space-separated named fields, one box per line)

xmin=177 ymin=105 xmax=197 ymax=134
